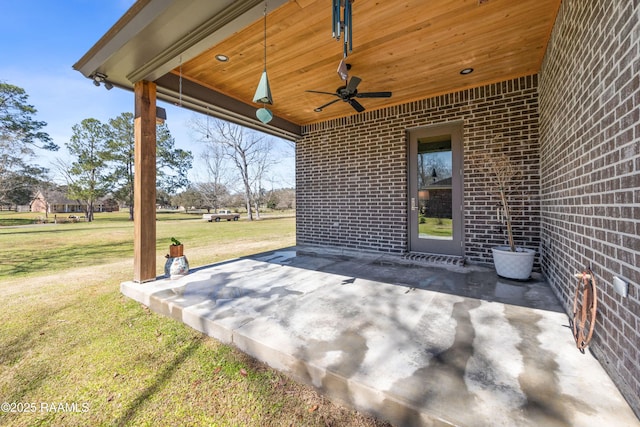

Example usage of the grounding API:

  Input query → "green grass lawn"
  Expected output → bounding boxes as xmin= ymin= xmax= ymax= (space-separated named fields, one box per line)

xmin=0 ymin=211 xmax=389 ymax=427
xmin=418 ymin=217 xmax=453 ymax=238
xmin=0 ymin=211 xmax=295 ymax=278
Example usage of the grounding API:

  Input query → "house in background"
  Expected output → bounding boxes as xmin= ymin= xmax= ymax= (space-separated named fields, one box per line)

xmin=73 ymin=0 xmax=640 ymax=416
xmin=31 ymin=188 xmax=119 ymax=214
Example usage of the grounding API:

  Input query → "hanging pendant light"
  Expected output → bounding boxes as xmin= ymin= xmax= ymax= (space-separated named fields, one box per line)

xmin=253 ymin=1 xmax=273 ymax=123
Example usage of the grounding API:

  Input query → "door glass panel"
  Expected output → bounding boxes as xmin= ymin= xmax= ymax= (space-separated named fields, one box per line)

xmin=417 ymin=136 xmax=453 ymax=240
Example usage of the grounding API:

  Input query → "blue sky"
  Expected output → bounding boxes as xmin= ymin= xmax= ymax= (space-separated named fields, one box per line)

xmin=0 ymin=1 xmax=294 ymax=188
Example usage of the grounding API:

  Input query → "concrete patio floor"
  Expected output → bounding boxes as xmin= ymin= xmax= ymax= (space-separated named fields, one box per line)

xmin=121 ymin=247 xmax=639 ymax=427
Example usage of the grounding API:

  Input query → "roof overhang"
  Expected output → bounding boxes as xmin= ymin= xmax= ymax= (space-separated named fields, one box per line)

xmin=74 ymin=0 xmax=561 ymax=141
xmin=74 ymin=0 xmax=299 ymax=139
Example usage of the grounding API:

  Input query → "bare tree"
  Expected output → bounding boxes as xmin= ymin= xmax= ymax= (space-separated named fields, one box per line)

xmin=199 ymin=142 xmax=231 ymax=212
xmin=32 ymin=180 xmax=58 ymax=219
xmin=191 ymin=117 xmax=276 ymax=220
xmin=248 ymin=146 xmax=276 ymax=220
xmin=196 ymin=181 xmax=230 ymax=212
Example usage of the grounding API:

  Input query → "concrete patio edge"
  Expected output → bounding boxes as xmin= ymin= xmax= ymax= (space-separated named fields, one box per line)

xmin=121 ymin=248 xmax=640 ymax=427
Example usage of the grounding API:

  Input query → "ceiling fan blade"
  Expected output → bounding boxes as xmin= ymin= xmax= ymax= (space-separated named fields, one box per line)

xmin=348 ymin=99 xmax=365 ymax=112
xmin=314 ymin=98 xmax=341 ymax=112
xmin=356 ymin=91 xmax=392 ymax=98
xmin=306 ymin=90 xmax=339 ymax=96
xmin=346 ymin=76 xmax=361 ymax=93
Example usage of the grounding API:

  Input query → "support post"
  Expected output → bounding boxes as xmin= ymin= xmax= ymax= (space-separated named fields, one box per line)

xmin=133 ymin=80 xmax=157 ymax=282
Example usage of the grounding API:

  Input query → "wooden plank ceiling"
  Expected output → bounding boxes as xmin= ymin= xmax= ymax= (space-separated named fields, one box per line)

xmin=176 ymin=0 xmax=561 ymax=126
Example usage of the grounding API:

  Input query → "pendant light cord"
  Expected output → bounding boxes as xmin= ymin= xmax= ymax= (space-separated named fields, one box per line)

xmin=263 ymin=2 xmax=267 ymax=72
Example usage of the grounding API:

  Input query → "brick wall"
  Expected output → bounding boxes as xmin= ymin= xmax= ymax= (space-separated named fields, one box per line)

xmin=538 ymin=0 xmax=640 ymax=415
xmin=297 ymin=75 xmax=540 ymax=265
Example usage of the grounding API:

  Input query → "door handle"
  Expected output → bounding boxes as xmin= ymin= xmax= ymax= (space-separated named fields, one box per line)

xmin=411 ymin=198 xmax=417 ymax=211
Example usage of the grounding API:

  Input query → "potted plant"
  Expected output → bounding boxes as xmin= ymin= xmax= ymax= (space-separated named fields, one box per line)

xmin=481 ymin=151 xmax=535 ymax=280
xmin=165 ymin=237 xmax=189 ymax=279
xmin=169 ymin=237 xmax=184 ymax=258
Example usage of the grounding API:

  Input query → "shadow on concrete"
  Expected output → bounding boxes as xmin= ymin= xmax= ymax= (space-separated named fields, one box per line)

xmin=121 ymin=246 xmax=638 ymax=427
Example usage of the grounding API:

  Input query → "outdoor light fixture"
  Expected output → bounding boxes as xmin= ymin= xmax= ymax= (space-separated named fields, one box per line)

xmin=460 ymin=68 xmax=474 ymax=75
xmin=215 ymin=54 xmax=229 ymax=62
xmin=92 ymin=72 xmax=113 ymax=90
xmin=93 ymin=72 xmax=107 ymax=83
xmin=252 ymin=1 xmax=273 ymax=124
xmin=156 ymin=107 xmax=167 ymax=125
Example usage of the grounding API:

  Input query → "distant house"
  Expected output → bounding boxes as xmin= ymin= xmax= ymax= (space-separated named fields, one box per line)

xmin=31 ymin=189 xmax=119 ymax=214
xmin=420 ymin=177 xmax=453 ymax=219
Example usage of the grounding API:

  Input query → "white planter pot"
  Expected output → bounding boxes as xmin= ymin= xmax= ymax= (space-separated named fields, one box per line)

xmin=491 ymin=246 xmax=535 ymax=280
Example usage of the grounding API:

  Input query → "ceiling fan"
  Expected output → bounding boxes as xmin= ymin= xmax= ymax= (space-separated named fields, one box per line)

xmin=306 ymin=75 xmax=392 ymax=113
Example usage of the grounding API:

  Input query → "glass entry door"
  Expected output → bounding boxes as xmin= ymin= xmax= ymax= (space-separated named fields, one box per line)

xmin=408 ymin=123 xmax=463 ymax=255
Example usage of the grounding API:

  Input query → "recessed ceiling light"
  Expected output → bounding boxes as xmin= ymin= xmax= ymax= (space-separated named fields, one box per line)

xmin=215 ymin=54 xmax=229 ymax=62
xmin=460 ymin=68 xmax=474 ymax=75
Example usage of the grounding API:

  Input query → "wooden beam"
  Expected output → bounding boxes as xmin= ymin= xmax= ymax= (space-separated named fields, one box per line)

xmin=133 ymin=80 xmax=157 ymax=283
